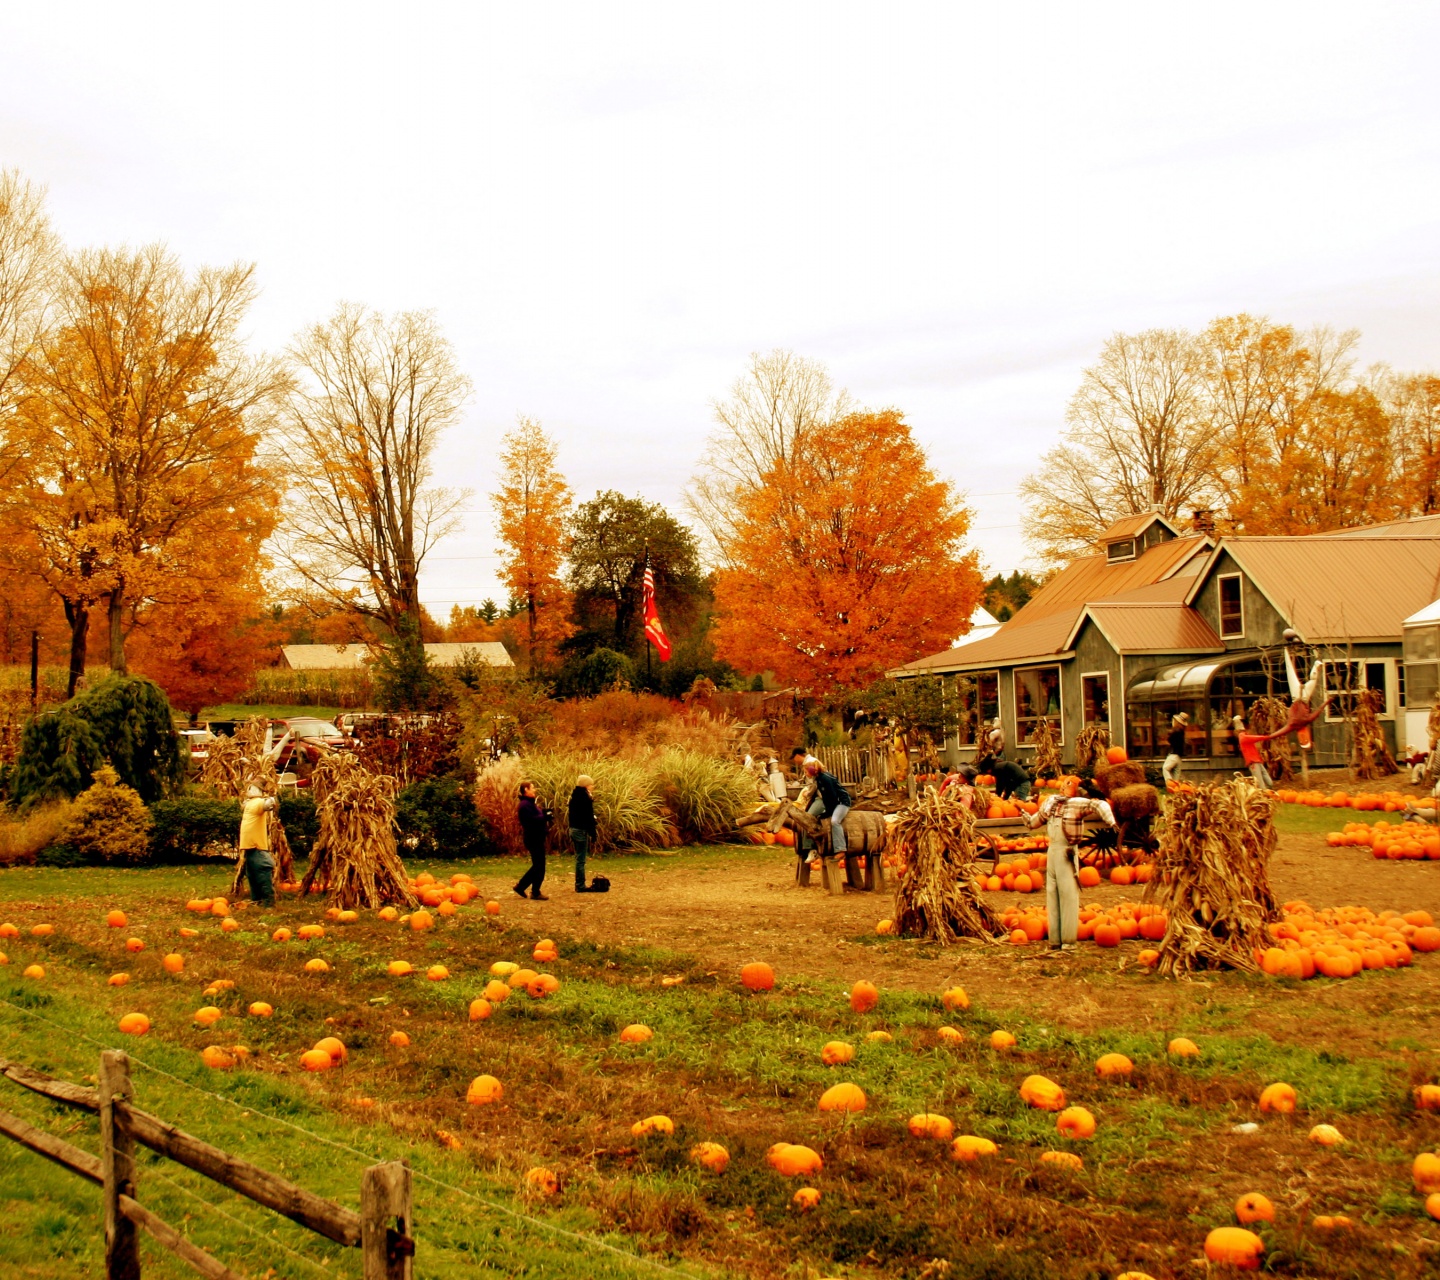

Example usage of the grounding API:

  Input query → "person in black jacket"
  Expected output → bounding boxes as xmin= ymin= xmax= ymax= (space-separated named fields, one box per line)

xmin=568 ymin=774 xmax=598 ymax=893
xmin=804 ymin=758 xmax=852 ymax=856
xmin=514 ymin=782 xmax=550 ymax=900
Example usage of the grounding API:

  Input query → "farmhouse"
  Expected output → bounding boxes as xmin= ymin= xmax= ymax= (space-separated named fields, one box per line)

xmin=894 ymin=512 xmax=1440 ymax=776
xmin=280 ymin=642 xmax=514 ymax=671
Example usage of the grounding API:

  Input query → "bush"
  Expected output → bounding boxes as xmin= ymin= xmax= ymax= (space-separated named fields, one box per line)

xmin=60 ymin=767 xmax=152 ymax=865
xmin=557 ymin=648 xmax=637 ymax=699
xmin=397 ymin=777 xmax=494 ymax=859
xmin=9 ymin=673 xmax=184 ymax=805
xmin=147 ymin=791 xmax=318 ymax=863
xmin=0 ymin=800 xmax=79 ymax=867
xmin=278 ymin=793 xmax=319 ymax=861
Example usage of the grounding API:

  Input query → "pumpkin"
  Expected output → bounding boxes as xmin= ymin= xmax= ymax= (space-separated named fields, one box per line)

xmin=304 ymin=958 xmax=330 ymax=974
xmin=193 ymin=1007 xmax=223 ymax=1027
xmin=23 ymin=963 xmax=46 ymax=979
xmin=218 ymin=917 xmax=238 ymax=933
xmin=272 ymin=928 xmax=292 ymax=943
xmin=1234 ymin=1192 xmax=1274 ymax=1225
xmin=469 ymin=999 xmax=493 ymax=1022
xmin=1417 ymin=1085 xmax=1440 ymax=1111
xmin=690 ymin=1141 xmax=729 ymax=1173
xmin=524 ymin=1167 xmax=558 ymax=1196
xmin=937 ymin=1026 xmax=964 ymax=1046
xmin=950 ymin=1135 xmax=998 ymax=1162
xmin=1204 ymin=1227 xmax=1264 ymax=1270
xmin=1105 ymin=746 xmax=1128 ymax=764
xmin=792 ymin=1186 xmax=821 ymax=1210
xmin=387 ymin=961 xmax=414 ymax=977
xmin=865 ymin=1030 xmax=892 ymax=1044
xmin=485 ymin=900 xmax=501 ymax=915
xmin=619 ymin=1024 xmax=653 ymax=1044
xmin=426 ymin=965 xmax=449 ymax=981
xmin=378 ymin=907 xmax=399 ymax=922
xmin=1095 ymin=1053 xmax=1133 ymax=1079
xmin=818 ymin=1082 xmax=867 ymax=1113
xmin=483 ymin=980 xmax=511 ymax=1003
xmin=209 ymin=900 xmax=228 ymax=917
xmin=118 ymin=1013 xmax=150 ymax=1035
xmin=300 ymin=1048 xmax=333 ymax=1072
xmin=121 ymin=936 xmax=145 ymax=953
xmin=908 ymin=1113 xmax=954 ymax=1141
xmin=1114 ymin=1274 xmax=1155 ymax=1280
xmin=410 ymin=911 xmax=434 ymax=932
xmin=31 ymin=924 xmax=54 ymax=937
xmin=875 ymin=919 xmax=893 ymax=935
xmin=767 ymin=1143 xmax=823 ymax=1176
xmin=1428 ymin=1193 xmax=1440 ymax=1222
xmin=162 ymin=953 xmax=185 ymax=974
xmin=106 ymin=910 xmax=127 ymax=929
xmin=1056 ymin=1106 xmax=1096 ymax=1139
xmin=108 ymin=973 xmax=129 ymax=986
xmin=1413 ymin=1152 xmax=1440 ymax=1194
xmin=631 ymin=1114 xmax=674 ymax=1137
xmin=1167 ymin=1037 xmax=1200 ymax=1058
xmin=467 ymin=1074 xmax=503 ymax=1105
xmin=437 ymin=901 xmax=458 ymax=917
xmin=315 ymin=1036 xmax=346 ymax=1064
xmin=248 ymin=1002 xmax=273 ymax=1017
xmin=201 ymin=1046 xmax=237 ymax=1070
xmin=297 ymin=924 xmax=325 ymax=940
xmin=941 ymin=986 xmax=970 ymax=1011
xmin=336 ymin=910 xmax=359 ymax=924
xmin=1093 ymin=923 xmax=1122 ymax=948
xmin=1019 ymin=1075 xmax=1066 ymax=1111
xmin=741 ymin=961 xmax=775 ymax=991
xmin=1311 ymin=1215 xmax=1352 ymax=1230
xmin=1258 ymin=1082 xmax=1296 ymax=1113
xmin=0 ymin=923 xmax=18 ymax=938
xmin=490 ymin=961 xmax=519 ymax=977
xmin=848 ymin=979 xmax=880 ymax=1013
xmin=179 ymin=927 xmax=199 ymax=939
xmin=1039 ymin=1150 xmax=1083 ymax=1171
xmin=820 ymin=1040 xmax=855 ymax=1066
xmin=526 ymin=974 xmax=559 ymax=999
xmin=507 ymin=968 xmax=539 ymax=990
xmin=389 ymin=1031 xmax=410 ymax=1047
xmin=1309 ymin=1123 xmax=1343 ymax=1146
xmin=990 ymin=1030 xmax=1017 ymax=1051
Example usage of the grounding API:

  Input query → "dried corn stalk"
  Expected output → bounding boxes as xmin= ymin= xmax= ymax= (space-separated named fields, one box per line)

xmin=1350 ymin=688 xmax=1397 ymax=780
xmin=1073 ymin=725 xmax=1109 ymax=775
xmin=1029 ymin=718 xmax=1061 ymax=780
xmin=299 ymin=755 xmax=418 ymax=909
xmin=1428 ymin=693 xmax=1440 ymax=784
xmin=1147 ymin=779 xmax=1278 ymax=976
xmin=890 ymin=787 xmax=1003 ymax=944
xmin=1249 ymin=697 xmax=1293 ymax=783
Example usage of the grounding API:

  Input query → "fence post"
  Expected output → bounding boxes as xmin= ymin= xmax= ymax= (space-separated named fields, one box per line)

xmin=99 ymin=1050 xmax=140 ymax=1280
xmin=361 ymin=1161 xmax=412 ymax=1280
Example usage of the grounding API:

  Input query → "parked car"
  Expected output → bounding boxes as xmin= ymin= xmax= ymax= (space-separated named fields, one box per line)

xmin=178 ymin=728 xmax=215 ymax=770
xmin=271 ymin=717 xmax=353 ymax=781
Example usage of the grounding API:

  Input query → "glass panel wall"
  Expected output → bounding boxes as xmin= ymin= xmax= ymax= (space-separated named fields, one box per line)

xmin=1015 ymin=666 xmax=1062 ymax=744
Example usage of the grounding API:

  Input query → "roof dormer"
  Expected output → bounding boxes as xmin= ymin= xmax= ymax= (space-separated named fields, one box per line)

xmin=1097 ymin=511 xmax=1179 ymax=563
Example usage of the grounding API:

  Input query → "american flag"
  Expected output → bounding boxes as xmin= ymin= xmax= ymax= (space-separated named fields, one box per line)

xmin=643 ymin=562 xmax=671 ymax=661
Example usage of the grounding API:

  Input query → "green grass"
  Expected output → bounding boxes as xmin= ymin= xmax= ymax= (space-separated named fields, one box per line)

xmin=196 ymin=704 xmax=345 ymax=722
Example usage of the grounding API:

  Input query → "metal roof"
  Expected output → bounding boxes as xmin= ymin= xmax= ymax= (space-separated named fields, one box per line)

xmin=1097 ymin=511 xmax=1179 ymax=543
xmin=1315 ymin=513 xmax=1440 ymax=539
xmin=282 ymin=642 xmax=514 ymax=671
xmin=1404 ymin=598 xmax=1440 ymax=627
xmin=1083 ymin=603 xmax=1224 ymax=654
xmin=1019 ymin=535 xmax=1212 ymax=621
xmin=892 ymin=607 xmax=1084 ymax=675
xmin=1186 ymin=537 xmax=1440 ymax=642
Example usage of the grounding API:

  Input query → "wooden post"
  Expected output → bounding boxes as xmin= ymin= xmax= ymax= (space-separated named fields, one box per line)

xmin=361 ymin=1161 xmax=413 ymax=1280
xmin=100 ymin=1050 xmax=140 ymax=1280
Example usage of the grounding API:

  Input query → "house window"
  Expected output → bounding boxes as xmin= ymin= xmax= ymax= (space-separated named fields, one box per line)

xmin=1406 ymin=626 xmax=1439 ymax=663
xmin=1407 ymin=662 xmax=1438 ymax=709
xmin=1218 ymin=574 xmax=1244 ymax=638
xmin=1326 ymin=660 xmax=1393 ymax=721
xmin=952 ymin=671 xmax=999 ymax=745
xmin=1082 ymin=673 xmax=1110 ymax=730
xmin=1106 ymin=539 xmax=1136 ymax=563
xmin=1015 ymin=665 xmax=1062 ymax=744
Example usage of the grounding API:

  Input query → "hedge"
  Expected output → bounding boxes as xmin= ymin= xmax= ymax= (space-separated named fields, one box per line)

xmin=147 ymin=794 xmax=319 ymax=864
xmin=397 ymin=776 xmax=495 ymax=860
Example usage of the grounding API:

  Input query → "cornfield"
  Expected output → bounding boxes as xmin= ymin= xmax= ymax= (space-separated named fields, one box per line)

xmin=890 ymin=787 xmax=1003 ymax=944
xmin=1147 ymin=778 xmax=1279 ymax=976
xmin=238 ymin=667 xmax=374 ymax=709
xmin=300 ymin=755 xmax=417 ymax=908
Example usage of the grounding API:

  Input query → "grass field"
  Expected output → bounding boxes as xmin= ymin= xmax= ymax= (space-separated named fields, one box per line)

xmin=196 ymin=704 xmax=344 ymax=723
xmin=0 ymin=804 xmax=1438 ymax=1278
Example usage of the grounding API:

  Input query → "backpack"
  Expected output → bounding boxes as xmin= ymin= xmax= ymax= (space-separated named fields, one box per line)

xmin=588 ymin=875 xmax=611 ymax=893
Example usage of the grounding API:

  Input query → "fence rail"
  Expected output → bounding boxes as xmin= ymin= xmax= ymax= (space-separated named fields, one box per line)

xmin=824 ymin=743 xmax=893 ymax=789
xmin=0 ymin=1051 xmax=412 ymax=1279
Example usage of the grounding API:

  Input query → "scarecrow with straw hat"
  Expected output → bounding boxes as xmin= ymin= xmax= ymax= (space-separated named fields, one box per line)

xmin=239 ymin=784 xmax=279 ymax=909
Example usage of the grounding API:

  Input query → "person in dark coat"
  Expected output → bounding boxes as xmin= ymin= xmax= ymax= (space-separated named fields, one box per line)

xmin=568 ymin=774 xmax=598 ymax=893
xmin=514 ymin=782 xmax=550 ymax=900
xmin=803 ymin=758 xmax=852 ymax=855
xmin=991 ymin=759 xmax=1033 ymax=800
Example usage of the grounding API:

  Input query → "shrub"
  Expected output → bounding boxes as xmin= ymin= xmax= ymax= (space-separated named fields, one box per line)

xmin=149 ymin=796 xmax=241 ymax=863
xmin=397 ymin=776 xmax=494 ymax=859
xmin=558 ymin=648 xmax=637 ymax=698
xmin=9 ymin=674 xmax=184 ymax=805
xmin=472 ymin=757 xmax=524 ymax=855
xmin=278 ymin=794 xmax=319 ymax=861
xmin=60 ymin=767 xmax=152 ymax=865
xmin=0 ymin=800 xmax=79 ymax=867
xmin=652 ymin=749 xmax=754 ymax=843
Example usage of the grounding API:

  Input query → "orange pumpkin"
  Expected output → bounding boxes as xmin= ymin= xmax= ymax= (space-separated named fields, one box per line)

xmin=426 ymin=965 xmax=449 ymax=982
xmin=818 ymin=1082 xmax=867 ymax=1113
xmin=388 ymin=1031 xmax=410 ymax=1047
xmin=767 ymin=1143 xmax=823 ymax=1176
xmin=1413 ymin=1152 xmax=1440 ymax=1194
xmin=466 ymin=1074 xmax=503 ymax=1105
xmin=821 ymin=1040 xmax=855 ymax=1066
xmin=118 ymin=1013 xmax=150 ymax=1035
xmin=849 ymin=980 xmax=879 ymax=1013
xmin=950 ymin=1135 xmax=998 ymax=1162
xmin=469 ymin=998 xmax=493 ymax=1021
xmin=387 ymin=961 xmax=414 ymax=977
xmin=304 ymin=958 xmax=330 ymax=974
xmin=1308 ymin=1123 xmax=1343 ymax=1146
xmin=741 ymin=961 xmax=775 ymax=991
xmin=1039 ymin=1150 xmax=1083 ymax=1171
xmin=1095 ymin=1053 xmax=1133 ymax=1079
xmin=1056 ymin=1106 xmax=1096 ymax=1139
xmin=409 ymin=911 xmax=434 ymax=932
xmin=1167 ymin=1037 xmax=1200 ymax=1058
xmin=300 ymin=1048 xmax=333 ymax=1072
xmin=248 ymin=1002 xmax=273 ymax=1017
xmin=162 ymin=953 xmax=185 ymax=974
xmin=1204 ymin=1227 xmax=1264 ymax=1270
xmin=907 ymin=1113 xmax=954 ymax=1141
xmin=314 ymin=1036 xmax=347 ymax=1064
xmin=106 ymin=910 xmax=128 ymax=929
xmin=108 ymin=973 xmax=129 ymax=986
xmin=1235 ymin=1192 xmax=1274 ymax=1224
xmin=690 ymin=1141 xmax=730 ymax=1173
xmin=792 ymin=1186 xmax=821 ymax=1210
xmin=941 ymin=986 xmax=969 ymax=1011
xmin=193 ymin=1007 xmax=223 ymax=1027
xmin=990 ymin=1029 xmax=1017 ymax=1051
xmin=1258 ymin=1082 xmax=1296 ymax=1113
xmin=619 ymin=1024 xmax=654 ymax=1044
xmin=1019 ymin=1074 xmax=1066 ymax=1111
xmin=631 ymin=1114 xmax=674 ymax=1137
xmin=524 ymin=1166 xmax=558 ymax=1195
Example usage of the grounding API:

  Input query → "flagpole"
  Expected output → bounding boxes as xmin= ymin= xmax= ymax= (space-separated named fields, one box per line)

xmin=644 ymin=543 xmax=651 ymax=685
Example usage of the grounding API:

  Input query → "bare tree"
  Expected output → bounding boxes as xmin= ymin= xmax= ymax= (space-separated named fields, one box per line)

xmin=1020 ymin=329 xmax=1217 ymax=563
xmin=278 ymin=305 xmax=471 ymax=633
xmin=0 ymin=169 xmax=59 ymax=440
xmin=686 ymin=349 xmax=848 ymax=560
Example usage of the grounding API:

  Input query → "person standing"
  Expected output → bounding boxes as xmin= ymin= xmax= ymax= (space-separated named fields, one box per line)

xmin=1162 ymin=713 xmax=1189 ymax=786
xmin=1023 ymin=791 xmax=1117 ymax=951
xmin=1231 ymin=715 xmax=1276 ymax=789
xmin=568 ymin=774 xmax=598 ymax=893
xmin=804 ymin=758 xmax=852 ymax=861
xmin=239 ymin=784 xmax=278 ymax=909
xmin=514 ymin=782 xmax=550 ymax=900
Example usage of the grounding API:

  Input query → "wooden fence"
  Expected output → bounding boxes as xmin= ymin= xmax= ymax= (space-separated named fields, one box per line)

xmin=0 ymin=1051 xmax=413 ymax=1279
xmin=824 ymin=744 xmax=893 ymax=790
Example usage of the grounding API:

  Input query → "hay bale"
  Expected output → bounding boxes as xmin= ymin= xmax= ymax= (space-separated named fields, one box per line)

xmin=1147 ymin=779 xmax=1278 ymax=976
xmin=1092 ymin=759 xmax=1145 ymax=795
xmin=1109 ymin=783 xmax=1160 ymax=854
xmin=300 ymin=755 xmax=418 ymax=909
xmin=890 ymin=788 xmax=1003 ymax=944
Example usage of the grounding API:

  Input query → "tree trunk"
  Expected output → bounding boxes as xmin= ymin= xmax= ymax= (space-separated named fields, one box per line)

xmin=63 ymin=600 xmax=89 ymax=699
xmin=107 ymin=589 xmax=127 ymax=673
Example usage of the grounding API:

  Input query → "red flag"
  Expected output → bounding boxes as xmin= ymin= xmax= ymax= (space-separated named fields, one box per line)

xmin=643 ymin=563 xmax=671 ymax=661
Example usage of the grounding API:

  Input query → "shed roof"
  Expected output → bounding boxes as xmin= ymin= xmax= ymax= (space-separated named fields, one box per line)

xmin=423 ymin=642 xmax=514 ymax=668
xmin=1186 ymin=537 xmax=1440 ymax=642
xmin=281 ymin=642 xmax=514 ymax=671
xmin=1406 ymin=599 xmax=1440 ymax=627
xmin=892 ymin=607 xmax=1084 ymax=675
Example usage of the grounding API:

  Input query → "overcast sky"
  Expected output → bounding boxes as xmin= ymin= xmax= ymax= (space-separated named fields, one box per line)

xmin=4 ymin=3 xmax=1438 ymax=613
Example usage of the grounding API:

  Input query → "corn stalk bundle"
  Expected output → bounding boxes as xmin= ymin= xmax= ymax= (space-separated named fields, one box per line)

xmin=1428 ymin=693 xmax=1440 ymax=784
xmin=1073 ymin=725 xmax=1109 ymax=775
xmin=1248 ymin=697 xmax=1293 ymax=782
xmin=1146 ymin=779 xmax=1278 ymax=976
xmin=1028 ymin=718 xmax=1061 ymax=780
xmin=890 ymin=787 xmax=1003 ymax=944
xmin=207 ymin=718 xmax=296 ymax=892
xmin=1350 ymin=688 xmax=1398 ymax=780
xmin=299 ymin=755 xmax=418 ymax=909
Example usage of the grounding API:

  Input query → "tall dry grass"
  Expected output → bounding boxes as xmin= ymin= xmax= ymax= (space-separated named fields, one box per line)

xmin=473 ymin=756 xmax=524 ymax=855
xmin=0 ymin=799 xmax=79 ymax=866
xmin=651 ymin=748 xmax=755 ymax=843
xmin=539 ymin=691 xmax=735 ymax=759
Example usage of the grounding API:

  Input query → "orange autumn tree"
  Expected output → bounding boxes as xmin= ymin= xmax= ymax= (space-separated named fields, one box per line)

xmin=492 ymin=416 xmax=574 ymax=672
xmin=712 ymin=409 xmax=983 ymax=692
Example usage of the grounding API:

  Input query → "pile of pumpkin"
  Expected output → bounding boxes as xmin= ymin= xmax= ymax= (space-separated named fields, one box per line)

xmin=982 ymin=855 xmax=1155 ymax=894
xmin=1277 ymin=788 xmax=1436 ymax=811
xmin=992 ymin=900 xmax=1169 ymax=955
xmin=1327 ymin=819 xmax=1440 ymax=859
xmin=1255 ymin=901 xmax=1438 ymax=978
